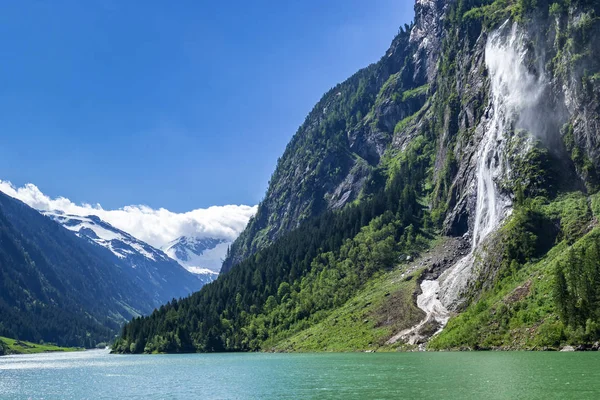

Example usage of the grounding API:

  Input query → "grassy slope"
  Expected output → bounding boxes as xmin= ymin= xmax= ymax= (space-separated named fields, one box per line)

xmin=268 ymin=238 xmax=461 ymax=352
xmin=430 ymin=192 xmax=599 ymax=350
xmin=269 ymin=192 xmax=600 ymax=352
xmin=0 ymin=336 xmax=81 ymax=355
xmin=270 ymin=265 xmax=425 ymax=352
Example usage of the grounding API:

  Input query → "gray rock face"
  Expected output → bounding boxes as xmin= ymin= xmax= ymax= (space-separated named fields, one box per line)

xmin=328 ymin=161 xmax=371 ymax=210
xmin=438 ymin=10 xmax=598 ymax=237
xmin=560 ymin=345 xmax=576 ymax=352
xmin=553 ymin=10 xmax=600 ymax=187
xmin=440 ymin=32 xmax=488 ymax=237
xmin=429 ymin=9 xmax=600 ymax=318
xmin=410 ymin=0 xmax=451 ymax=83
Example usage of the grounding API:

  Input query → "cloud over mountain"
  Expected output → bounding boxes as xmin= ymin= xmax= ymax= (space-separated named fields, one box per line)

xmin=0 ymin=180 xmax=256 ymax=248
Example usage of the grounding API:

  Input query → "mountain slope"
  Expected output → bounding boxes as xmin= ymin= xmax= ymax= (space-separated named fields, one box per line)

xmin=44 ymin=212 xmax=206 ymax=305
xmin=114 ymin=0 xmax=600 ymax=353
xmin=220 ymin=17 xmax=427 ymax=273
xmin=113 ymin=14 xmax=435 ymax=352
xmin=0 ymin=192 xmax=158 ymax=348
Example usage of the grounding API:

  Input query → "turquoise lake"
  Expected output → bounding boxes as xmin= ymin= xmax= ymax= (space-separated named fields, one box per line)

xmin=1 ymin=350 xmax=599 ymax=399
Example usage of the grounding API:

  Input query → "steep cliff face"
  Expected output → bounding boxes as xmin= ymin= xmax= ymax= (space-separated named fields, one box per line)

xmin=391 ymin=0 xmax=600 ymax=346
xmin=555 ymin=5 xmax=600 ymax=188
xmin=227 ymin=0 xmax=600 ymax=332
xmin=443 ymin=2 xmax=599 ymax=235
xmin=437 ymin=1 xmax=599 ymax=308
xmin=222 ymin=0 xmax=447 ymax=273
xmin=411 ymin=0 xmax=450 ymax=84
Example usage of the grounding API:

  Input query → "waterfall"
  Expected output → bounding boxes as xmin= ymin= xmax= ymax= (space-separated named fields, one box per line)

xmin=471 ymin=21 xmax=545 ymax=248
xmin=391 ymin=22 xmax=548 ymax=346
xmin=438 ymin=22 xmax=547 ymax=310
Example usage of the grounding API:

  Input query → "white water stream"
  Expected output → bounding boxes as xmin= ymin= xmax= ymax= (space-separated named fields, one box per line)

xmin=392 ymin=22 xmax=548 ymax=345
xmin=387 ymin=280 xmax=451 ymax=346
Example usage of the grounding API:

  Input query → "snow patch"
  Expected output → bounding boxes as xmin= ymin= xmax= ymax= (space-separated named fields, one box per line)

xmin=162 ymin=237 xmax=229 ymax=274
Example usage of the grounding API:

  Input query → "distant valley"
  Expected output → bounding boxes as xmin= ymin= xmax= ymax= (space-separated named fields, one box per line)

xmin=45 ymin=211 xmax=220 ymax=284
xmin=0 ymin=182 xmax=254 ymax=349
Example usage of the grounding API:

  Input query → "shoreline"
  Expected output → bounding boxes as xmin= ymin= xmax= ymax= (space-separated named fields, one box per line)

xmin=109 ymin=343 xmax=600 ymax=355
xmin=0 ymin=336 xmax=84 ymax=356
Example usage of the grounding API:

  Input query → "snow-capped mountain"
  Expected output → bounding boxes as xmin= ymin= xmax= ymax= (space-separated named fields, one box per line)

xmin=44 ymin=211 xmax=209 ymax=305
xmin=162 ymin=236 xmax=228 ymax=278
xmin=46 ymin=211 xmax=166 ymax=262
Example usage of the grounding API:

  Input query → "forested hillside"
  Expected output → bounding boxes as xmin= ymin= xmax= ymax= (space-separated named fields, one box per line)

xmin=115 ymin=0 xmax=600 ymax=353
xmin=0 ymin=192 xmax=157 ymax=348
xmin=220 ymin=20 xmax=426 ymax=273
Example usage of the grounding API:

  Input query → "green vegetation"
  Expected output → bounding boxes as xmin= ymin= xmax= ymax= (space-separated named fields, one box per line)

xmin=505 ymin=134 xmax=559 ymax=198
xmin=113 ymin=0 xmax=600 ymax=354
xmin=554 ymin=234 xmax=600 ymax=342
xmin=563 ymin=123 xmax=600 ymax=192
xmin=401 ymin=84 xmax=430 ymax=102
xmin=272 ymin=262 xmax=426 ymax=352
xmin=430 ymin=192 xmax=600 ymax=350
xmin=394 ymin=114 xmax=418 ymax=135
xmin=0 ymin=336 xmax=81 ymax=355
xmin=113 ymin=125 xmax=437 ymax=354
xmin=242 ymin=212 xmax=430 ymax=351
xmin=450 ymin=0 xmax=600 ymax=33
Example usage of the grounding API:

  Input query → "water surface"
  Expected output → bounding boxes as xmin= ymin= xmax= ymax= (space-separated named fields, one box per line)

xmin=0 ymin=350 xmax=599 ymax=399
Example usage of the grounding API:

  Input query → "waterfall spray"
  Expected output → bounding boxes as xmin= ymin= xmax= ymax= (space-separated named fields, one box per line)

xmin=471 ymin=21 xmax=545 ymax=248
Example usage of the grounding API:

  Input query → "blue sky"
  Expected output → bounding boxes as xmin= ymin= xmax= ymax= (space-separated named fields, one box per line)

xmin=0 ymin=1 xmax=414 ymax=212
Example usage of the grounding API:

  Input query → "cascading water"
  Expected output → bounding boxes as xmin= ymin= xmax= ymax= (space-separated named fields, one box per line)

xmin=392 ymin=22 xmax=548 ymax=345
xmin=386 ymin=280 xmax=450 ymax=347
xmin=470 ymin=21 xmax=545 ymax=249
xmin=439 ymin=22 xmax=547 ymax=310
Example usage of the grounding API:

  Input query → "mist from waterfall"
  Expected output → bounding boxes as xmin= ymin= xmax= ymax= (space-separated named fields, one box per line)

xmin=471 ymin=21 xmax=546 ymax=248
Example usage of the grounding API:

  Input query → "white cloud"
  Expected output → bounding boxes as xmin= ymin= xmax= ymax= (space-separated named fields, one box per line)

xmin=0 ymin=180 xmax=256 ymax=249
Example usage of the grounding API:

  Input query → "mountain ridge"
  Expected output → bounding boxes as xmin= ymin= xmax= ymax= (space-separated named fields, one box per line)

xmin=162 ymin=236 xmax=226 ymax=278
xmin=44 ymin=211 xmax=207 ymax=305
